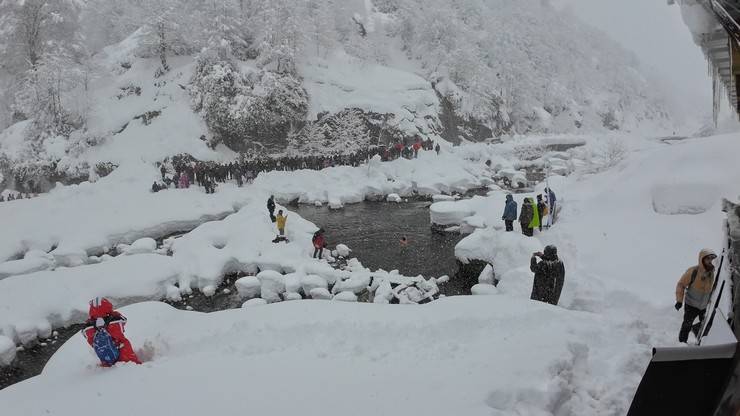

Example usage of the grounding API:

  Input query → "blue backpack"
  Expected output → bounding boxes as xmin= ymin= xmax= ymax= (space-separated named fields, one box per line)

xmin=92 ymin=325 xmax=120 ymax=366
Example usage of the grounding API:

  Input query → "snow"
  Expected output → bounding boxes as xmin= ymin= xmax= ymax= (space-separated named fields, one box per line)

xmin=0 ymin=255 xmax=54 ymax=280
xmin=332 ymin=291 xmax=358 ymax=302
xmin=123 ymin=237 xmax=157 ymax=255
xmin=471 ymin=284 xmax=500 ymax=296
xmin=386 ymin=193 xmax=402 ymax=203
xmin=256 ymin=271 xmax=286 ymax=304
xmin=0 ymin=299 xmax=639 ymax=416
xmin=302 ymin=51 xmax=440 ymax=137
xmin=309 ymin=287 xmax=332 ymax=300
xmin=0 ymin=254 xmax=177 ymax=345
xmin=241 ymin=298 xmax=267 ymax=308
xmin=234 ymin=276 xmax=262 ymax=299
xmin=430 ymin=201 xmax=474 ymax=226
xmin=651 ymin=183 xmax=720 ymax=215
xmin=335 ymin=244 xmax=351 ymax=258
xmin=1 ymin=132 xmax=739 ymax=415
xmin=0 ymin=335 xmax=16 ymax=366
xmin=478 ymin=264 xmax=495 ymax=285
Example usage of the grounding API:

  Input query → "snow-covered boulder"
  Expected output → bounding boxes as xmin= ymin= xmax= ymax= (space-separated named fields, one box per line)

xmin=242 ymin=298 xmax=268 ymax=308
xmin=332 ymin=274 xmax=371 ymax=294
xmin=309 ymin=288 xmax=332 ymax=300
xmin=333 ymin=291 xmax=358 ymax=302
xmin=14 ymin=322 xmax=40 ymax=347
xmin=430 ymin=201 xmax=474 ymax=226
xmin=335 ymin=244 xmax=351 ymax=258
xmin=284 ymin=273 xmax=302 ymax=294
xmin=456 ymin=229 xmax=542 ymax=274
xmin=284 ymin=292 xmax=303 ymax=301
xmin=460 ymin=215 xmax=487 ymax=234
xmin=256 ymin=271 xmax=285 ymax=303
xmin=432 ymin=194 xmax=456 ymax=202
xmin=0 ymin=335 xmax=16 ymax=366
xmin=478 ymin=264 xmax=495 ymax=285
xmin=472 ymin=284 xmax=499 ymax=296
xmin=328 ymin=195 xmax=344 ymax=210
xmin=202 ymin=285 xmax=216 ymax=297
xmin=301 ymin=275 xmax=328 ymax=295
xmin=166 ymin=285 xmax=182 ymax=302
xmin=387 ymin=193 xmax=402 ymax=203
xmin=235 ymin=276 xmax=262 ymax=300
xmin=124 ymin=238 xmax=158 ymax=255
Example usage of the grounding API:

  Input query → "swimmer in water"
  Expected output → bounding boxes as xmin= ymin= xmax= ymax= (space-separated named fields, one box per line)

xmin=400 ymin=236 xmax=409 ymax=247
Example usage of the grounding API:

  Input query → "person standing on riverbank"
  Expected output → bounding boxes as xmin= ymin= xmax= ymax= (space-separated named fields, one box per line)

xmin=536 ymin=194 xmax=546 ymax=232
xmin=267 ymin=195 xmax=276 ymax=223
xmin=519 ymin=197 xmax=534 ymax=236
xmin=530 ymin=246 xmax=565 ymax=305
xmin=312 ymin=229 xmax=326 ymax=259
xmin=502 ymin=194 xmax=518 ymax=232
xmin=544 ymin=187 xmax=557 ymax=227
xmin=276 ymin=210 xmax=287 ymax=237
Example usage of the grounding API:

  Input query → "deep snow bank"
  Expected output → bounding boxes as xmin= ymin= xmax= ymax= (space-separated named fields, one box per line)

xmin=1 ymin=300 xmax=622 ymax=416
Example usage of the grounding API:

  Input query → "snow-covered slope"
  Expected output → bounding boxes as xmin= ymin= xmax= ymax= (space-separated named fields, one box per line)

xmin=0 ymin=0 xmax=675 ymax=191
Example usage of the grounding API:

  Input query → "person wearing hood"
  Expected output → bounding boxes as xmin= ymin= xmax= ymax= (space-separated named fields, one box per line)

xmin=502 ymin=194 xmax=518 ymax=232
xmin=675 ymin=249 xmax=718 ymax=343
xmin=519 ymin=197 xmax=534 ymax=236
xmin=530 ymin=245 xmax=566 ymax=305
xmin=82 ymin=297 xmax=141 ymax=366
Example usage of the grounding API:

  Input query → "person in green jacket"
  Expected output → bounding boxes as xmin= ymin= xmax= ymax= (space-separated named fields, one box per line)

xmin=529 ymin=197 xmax=540 ymax=232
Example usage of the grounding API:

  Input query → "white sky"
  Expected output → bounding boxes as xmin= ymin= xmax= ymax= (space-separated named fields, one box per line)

xmin=553 ymin=0 xmax=712 ymax=116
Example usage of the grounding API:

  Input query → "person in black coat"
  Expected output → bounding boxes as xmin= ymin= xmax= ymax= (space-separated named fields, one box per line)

xmin=530 ymin=245 xmax=565 ymax=305
xmin=267 ymin=195 xmax=276 ymax=222
xmin=519 ymin=198 xmax=534 ymax=237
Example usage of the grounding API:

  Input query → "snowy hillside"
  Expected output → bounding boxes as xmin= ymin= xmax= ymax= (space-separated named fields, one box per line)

xmin=0 ymin=0 xmax=674 ymax=191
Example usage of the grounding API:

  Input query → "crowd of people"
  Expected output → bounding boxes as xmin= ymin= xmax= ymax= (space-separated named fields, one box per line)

xmin=501 ymin=187 xmax=557 ymax=236
xmin=0 ymin=192 xmax=37 ymax=203
xmin=150 ymin=140 xmax=443 ymax=194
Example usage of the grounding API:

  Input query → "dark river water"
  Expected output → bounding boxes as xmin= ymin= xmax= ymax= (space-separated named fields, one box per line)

xmin=294 ymin=201 xmax=464 ymax=282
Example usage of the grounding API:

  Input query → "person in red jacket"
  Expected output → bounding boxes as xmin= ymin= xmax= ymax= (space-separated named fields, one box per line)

xmin=312 ymin=229 xmax=326 ymax=259
xmin=82 ymin=298 xmax=141 ymax=366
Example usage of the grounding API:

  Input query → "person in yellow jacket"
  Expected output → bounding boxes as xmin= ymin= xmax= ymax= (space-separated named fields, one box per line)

xmin=276 ymin=210 xmax=288 ymax=237
xmin=529 ymin=198 xmax=540 ymax=231
xmin=674 ymin=248 xmax=717 ymax=343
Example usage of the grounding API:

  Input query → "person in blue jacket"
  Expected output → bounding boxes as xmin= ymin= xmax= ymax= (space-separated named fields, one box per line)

xmin=502 ymin=194 xmax=518 ymax=232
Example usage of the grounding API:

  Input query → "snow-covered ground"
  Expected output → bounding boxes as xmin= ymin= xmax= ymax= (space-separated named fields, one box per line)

xmin=0 ymin=132 xmax=738 ymax=415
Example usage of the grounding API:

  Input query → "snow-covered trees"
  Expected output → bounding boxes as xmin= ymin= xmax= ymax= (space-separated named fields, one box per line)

xmin=0 ymin=0 xmax=88 ymax=135
xmin=289 ymin=109 xmax=380 ymax=155
xmin=190 ymin=52 xmax=308 ymax=151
